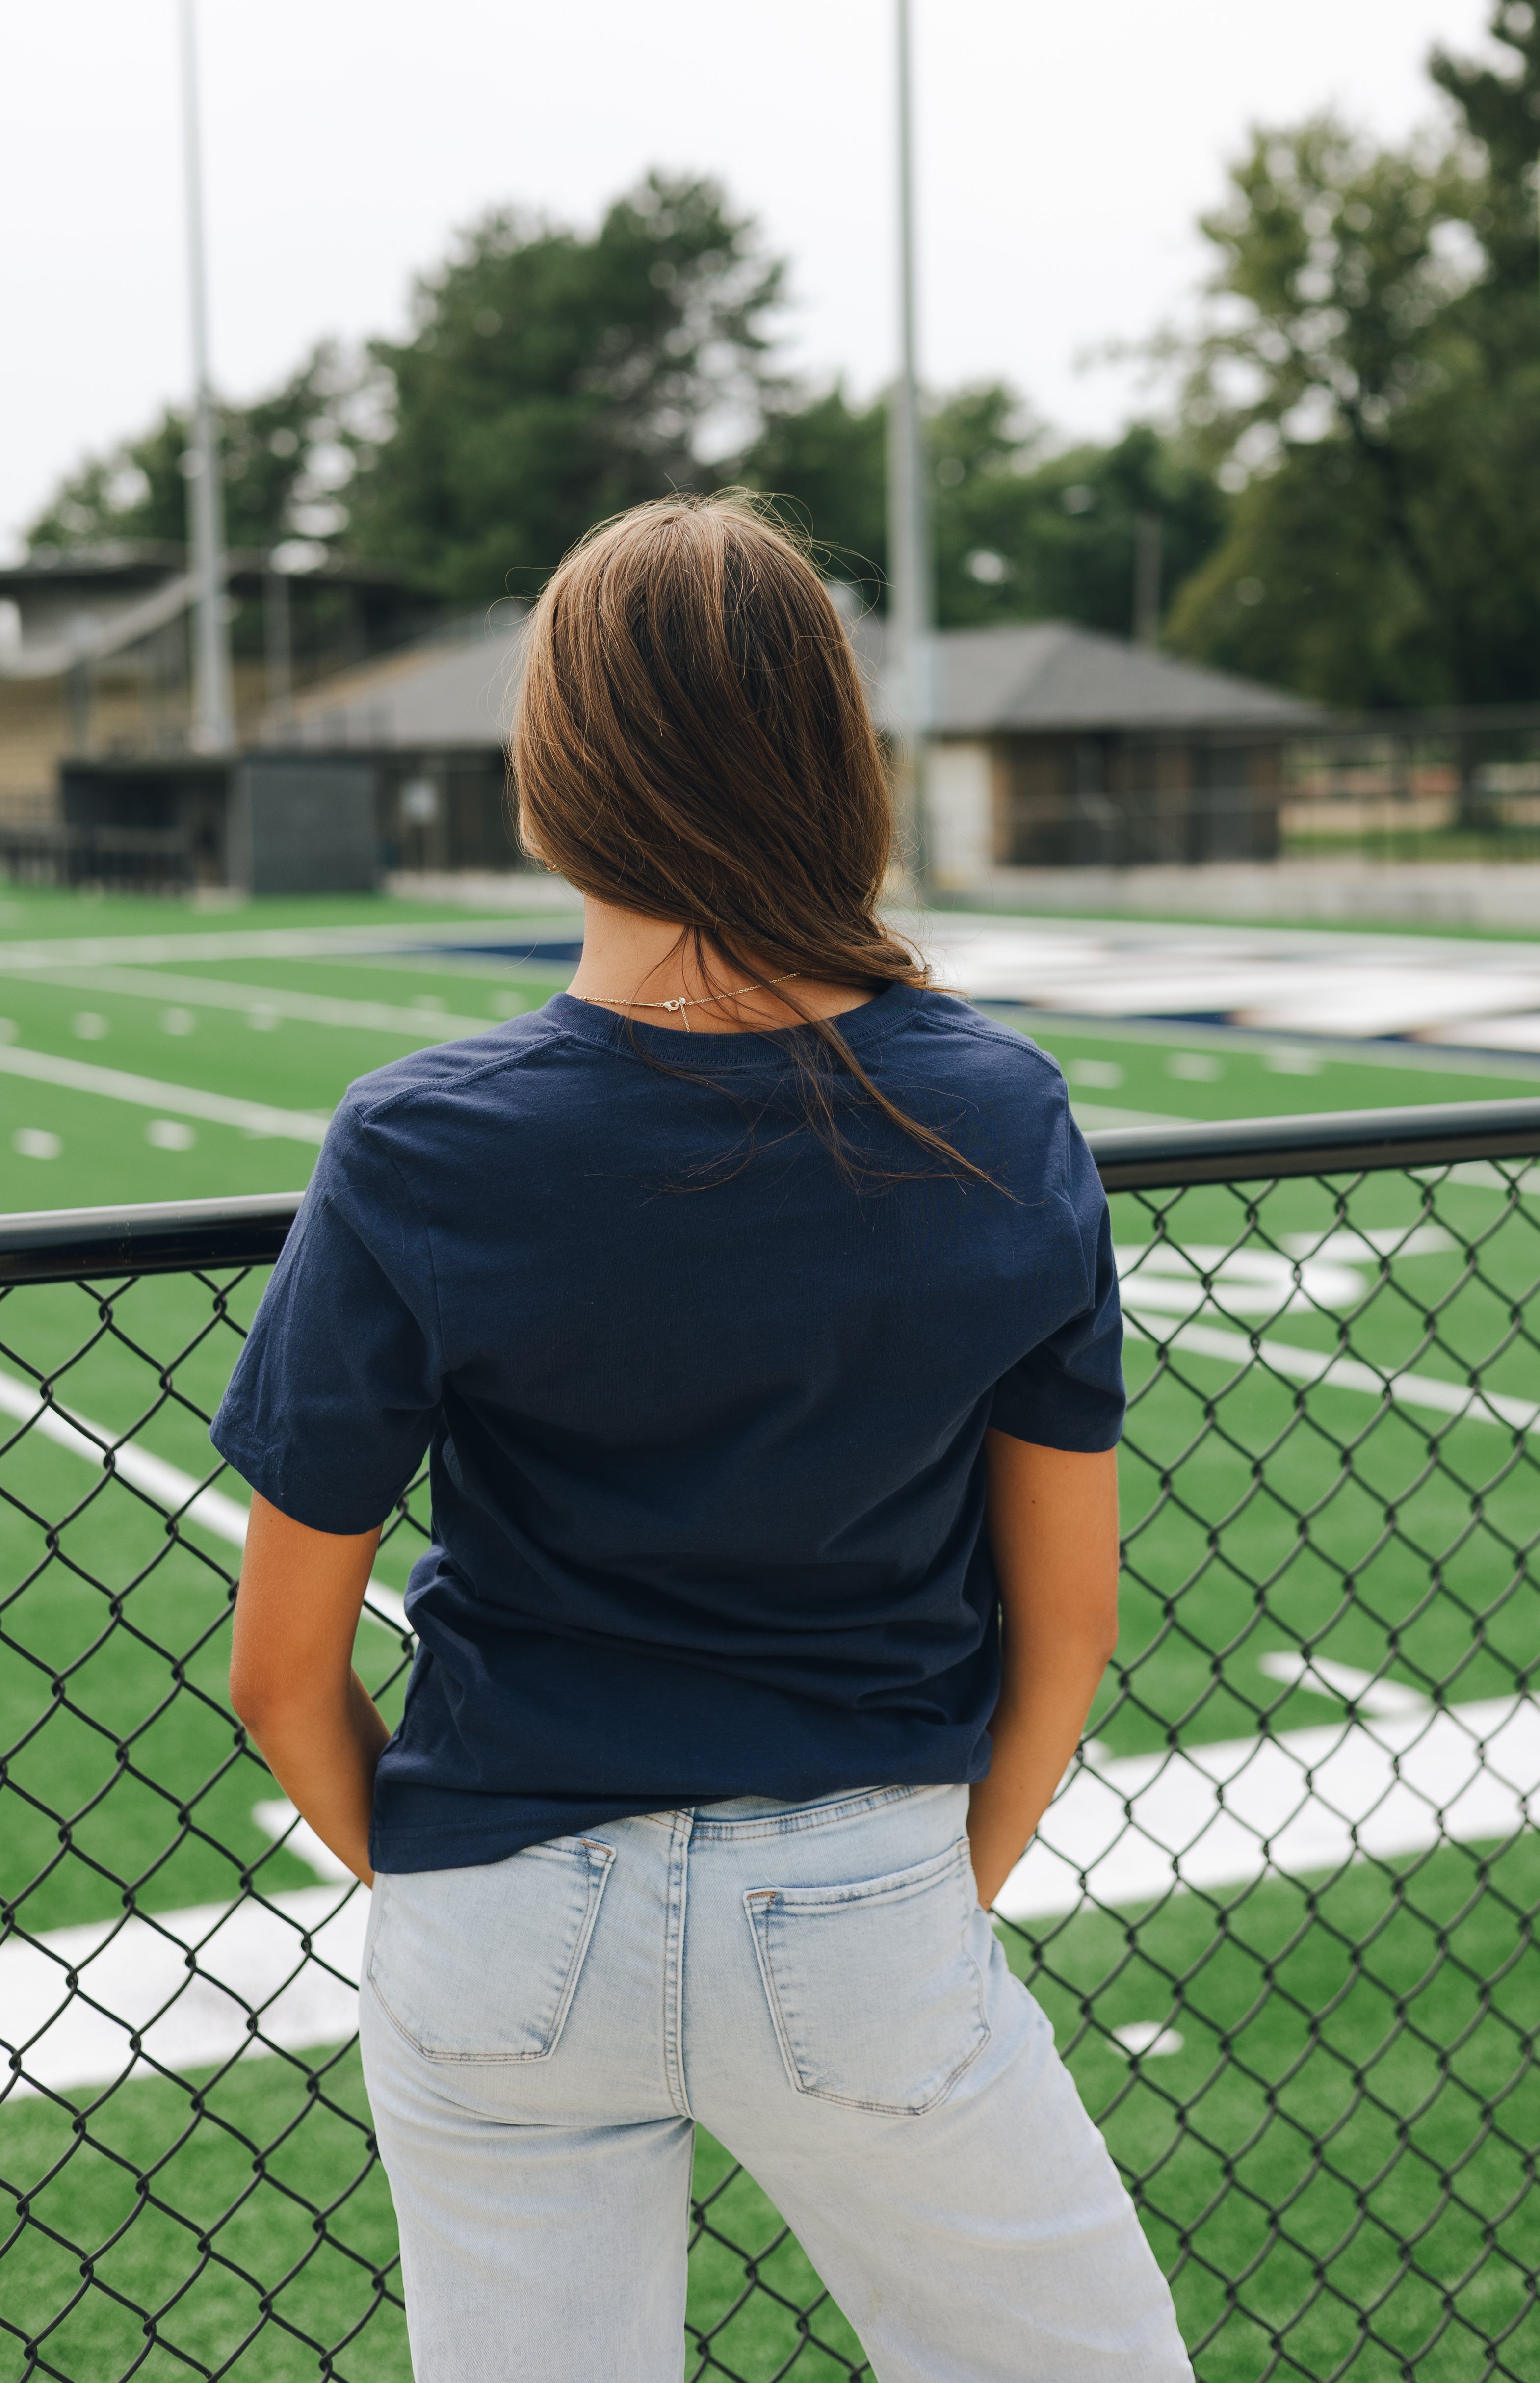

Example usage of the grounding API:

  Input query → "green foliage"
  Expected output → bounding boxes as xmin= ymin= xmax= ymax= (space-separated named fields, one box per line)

xmin=1167 ymin=5 xmax=1540 ymax=705
xmin=344 ymin=173 xmax=784 ymax=602
xmin=26 ymin=347 xmax=356 ymax=559
xmin=35 ymin=0 xmax=1540 ymax=709
xmin=931 ymin=410 xmax=1225 ymax=635
xmin=744 ymin=385 xmax=1225 ymax=635
xmin=741 ymin=381 xmax=888 ymax=596
xmin=1429 ymin=0 xmax=1540 ymax=301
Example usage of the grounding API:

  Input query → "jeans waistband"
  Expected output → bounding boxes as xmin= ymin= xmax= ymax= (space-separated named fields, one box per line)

xmin=638 ymin=1782 xmax=953 ymax=1841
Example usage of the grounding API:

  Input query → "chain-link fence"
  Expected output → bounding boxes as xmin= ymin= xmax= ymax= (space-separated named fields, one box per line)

xmin=2 ymin=1097 xmax=1538 ymax=2381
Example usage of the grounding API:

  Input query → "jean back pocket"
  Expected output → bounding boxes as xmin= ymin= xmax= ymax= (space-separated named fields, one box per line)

xmin=745 ymin=1835 xmax=988 ymax=2115
xmin=368 ymin=1835 xmax=613 ymax=2063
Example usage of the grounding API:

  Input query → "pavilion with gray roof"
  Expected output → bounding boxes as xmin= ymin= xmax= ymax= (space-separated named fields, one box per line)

xmin=35 ymin=608 xmax=1320 ymax=894
xmin=273 ymin=610 xmax=1319 ymax=890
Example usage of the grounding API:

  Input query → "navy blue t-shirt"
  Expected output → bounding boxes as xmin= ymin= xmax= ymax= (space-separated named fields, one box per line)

xmin=211 ymin=985 xmax=1123 ymax=1872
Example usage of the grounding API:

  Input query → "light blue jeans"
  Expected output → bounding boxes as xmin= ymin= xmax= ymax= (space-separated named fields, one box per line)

xmin=359 ymin=1783 xmax=1193 ymax=2382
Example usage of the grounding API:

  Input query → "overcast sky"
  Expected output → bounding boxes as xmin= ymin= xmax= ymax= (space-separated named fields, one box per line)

xmin=2 ymin=0 xmax=1501 ymax=551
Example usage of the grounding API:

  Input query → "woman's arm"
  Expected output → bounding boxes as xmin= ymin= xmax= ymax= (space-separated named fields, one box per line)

xmin=966 ymin=1433 xmax=1122 ymax=1911
xmin=229 ymin=1491 xmax=391 ymax=1888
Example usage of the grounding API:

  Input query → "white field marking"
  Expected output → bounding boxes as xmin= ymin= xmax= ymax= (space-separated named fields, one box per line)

xmin=1278 ymin=1225 xmax=1455 ymax=1262
xmin=0 ymin=1041 xmax=330 ymax=1142
xmin=1235 ymin=971 xmax=1540 ymax=1039
xmin=1420 ymin=1011 xmax=1540 ymax=1054
xmin=0 ymin=1882 xmax=367 ymax=2099
xmin=20 ymin=964 xmax=498 ymax=1043
xmin=0 ymin=1364 xmax=410 ymax=1638
xmin=1128 ymin=1312 xmax=1540 ymax=1437
xmin=1256 ymin=1652 xmax=1428 ymax=1718
xmin=1116 ymin=1229 xmax=1451 ymax=1321
xmin=252 ymin=1798 xmax=355 ymax=1884
xmin=311 ymin=950 xmax=568 ymax=987
xmin=1112 ymin=2023 xmax=1184 ymax=2058
xmin=1117 ymin=1243 xmax=1368 ymax=1318
xmin=912 ymin=913 xmax=1540 ymax=1046
xmin=12 ymin=1128 xmax=61 ymax=1161
xmin=996 ymin=1689 xmax=1540 ymax=1923
xmin=10 ymin=1687 xmax=1534 ymax=2096
xmin=0 ymin=920 xmax=582 ymax=973
xmin=1429 ymin=1159 xmax=1540 ymax=1194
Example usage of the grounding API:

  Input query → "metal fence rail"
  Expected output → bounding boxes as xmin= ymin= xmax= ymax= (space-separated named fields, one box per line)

xmin=1 ymin=1100 xmax=1538 ymax=2381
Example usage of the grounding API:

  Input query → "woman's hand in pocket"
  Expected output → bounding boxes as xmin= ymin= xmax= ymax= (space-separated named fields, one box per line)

xmin=230 ymin=1492 xmax=390 ymax=1886
xmin=967 ymin=1437 xmax=1121 ymax=1911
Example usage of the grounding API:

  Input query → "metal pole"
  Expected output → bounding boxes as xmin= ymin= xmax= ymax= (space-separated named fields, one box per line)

xmin=180 ymin=0 xmax=234 ymax=754
xmin=263 ymin=563 xmax=292 ymax=733
xmin=887 ymin=0 xmax=933 ymax=886
xmin=1133 ymin=512 xmax=1163 ymax=649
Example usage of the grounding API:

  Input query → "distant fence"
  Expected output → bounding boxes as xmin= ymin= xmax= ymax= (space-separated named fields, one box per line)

xmin=0 ymin=823 xmax=196 ymax=895
xmin=1 ymin=1097 xmax=1538 ymax=2379
xmin=997 ymin=708 xmax=1540 ymax=870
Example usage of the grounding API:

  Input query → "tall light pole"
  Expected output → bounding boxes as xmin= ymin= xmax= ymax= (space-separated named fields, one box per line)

xmin=180 ymin=0 xmax=234 ymax=753
xmin=887 ymin=0 xmax=933 ymax=888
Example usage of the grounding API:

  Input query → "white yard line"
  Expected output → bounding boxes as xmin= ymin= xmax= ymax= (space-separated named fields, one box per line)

xmin=5 ymin=1683 xmax=1532 ymax=2096
xmin=14 ymin=963 xmax=499 ymax=1041
xmin=997 ymin=1691 xmax=1540 ymax=1922
xmin=1129 ymin=1314 xmax=1540 ymax=1436
xmin=1 ymin=1884 xmax=367 ymax=2099
xmin=0 ymin=1042 xmax=331 ymax=1142
xmin=0 ymin=1364 xmax=410 ymax=1636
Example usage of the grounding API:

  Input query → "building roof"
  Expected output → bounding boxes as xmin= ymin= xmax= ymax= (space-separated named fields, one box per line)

xmin=283 ymin=617 xmax=521 ymax=750
xmin=851 ymin=616 xmax=1319 ymax=736
xmin=276 ymin=608 xmax=1319 ymax=753
xmin=0 ymin=543 xmax=434 ymax=682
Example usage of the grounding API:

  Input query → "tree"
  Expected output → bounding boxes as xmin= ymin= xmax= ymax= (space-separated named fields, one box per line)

xmin=739 ymin=383 xmax=888 ymax=599
xmin=931 ymin=410 xmax=1225 ymax=635
xmin=742 ymin=384 xmax=1224 ymax=636
xmin=345 ymin=173 xmax=784 ymax=602
xmin=1430 ymin=1 xmax=1540 ymax=319
xmin=26 ymin=347 xmax=357 ymax=559
xmin=1158 ymin=118 xmax=1475 ymax=703
xmin=1165 ymin=7 xmax=1540 ymax=707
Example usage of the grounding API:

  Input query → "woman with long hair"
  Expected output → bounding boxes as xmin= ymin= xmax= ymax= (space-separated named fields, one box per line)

xmin=218 ymin=494 xmax=1193 ymax=2381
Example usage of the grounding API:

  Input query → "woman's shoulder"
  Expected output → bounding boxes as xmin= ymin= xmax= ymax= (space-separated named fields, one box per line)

xmin=903 ymin=988 xmax=1069 ymax=1100
xmin=337 ymin=1005 xmax=583 ymax=1125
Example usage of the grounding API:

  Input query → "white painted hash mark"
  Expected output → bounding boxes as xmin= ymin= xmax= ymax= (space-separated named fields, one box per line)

xmin=1113 ymin=2024 xmax=1184 ymax=2058
xmin=27 ymin=962 xmax=497 ymax=1043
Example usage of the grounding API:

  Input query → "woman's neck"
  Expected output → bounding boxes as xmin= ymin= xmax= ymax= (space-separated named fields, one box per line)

xmin=565 ymin=898 xmax=874 ymax=1035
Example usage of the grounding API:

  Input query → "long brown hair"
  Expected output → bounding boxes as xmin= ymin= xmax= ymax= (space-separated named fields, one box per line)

xmin=510 ymin=491 xmax=980 ymax=1185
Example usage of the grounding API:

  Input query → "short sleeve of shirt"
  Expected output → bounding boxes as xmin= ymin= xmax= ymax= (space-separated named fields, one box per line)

xmin=989 ymin=1095 xmax=1124 ymax=1452
xmin=210 ymin=1100 xmax=443 ymax=1533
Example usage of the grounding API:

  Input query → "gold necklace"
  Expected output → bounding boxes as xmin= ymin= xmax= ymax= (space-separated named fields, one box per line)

xmin=578 ymin=973 xmax=800 ymax=1033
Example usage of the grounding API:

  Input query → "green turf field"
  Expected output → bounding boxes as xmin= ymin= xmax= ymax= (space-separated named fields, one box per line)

xmin=0 ymin=882 xmax=1535 ymax=1219
xmin=1 ymin=886 xmax=1536 ymax=2381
